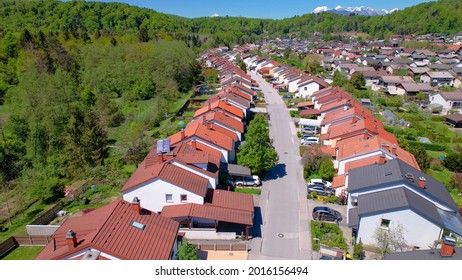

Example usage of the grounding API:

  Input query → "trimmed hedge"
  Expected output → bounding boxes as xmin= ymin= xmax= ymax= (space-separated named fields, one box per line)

xmin=406 ymin=140 xmax=446 ymax=151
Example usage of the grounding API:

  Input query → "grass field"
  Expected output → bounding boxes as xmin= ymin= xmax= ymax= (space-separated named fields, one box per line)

xmin=1 ymin=246 xmax=44 ymax=260
xmin=234 ymin=187 xmax=261 ymax=195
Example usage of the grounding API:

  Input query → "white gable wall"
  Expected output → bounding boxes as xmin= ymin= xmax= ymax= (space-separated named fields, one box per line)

xmin=357 ymin=209 xmax=442 ymax=250
xmin=122 ymin=178 xmax=205 ymax=213
xmin=297 ymin=82 xmax=321 ymax=98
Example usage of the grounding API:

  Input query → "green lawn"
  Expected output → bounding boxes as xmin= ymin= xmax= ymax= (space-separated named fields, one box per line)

xmin=234 ymin=187 xmax=261 ymax=195
xmin=449 ymin=189 xmax=462 ymax=208
xmin=427 ymin=150 xmax=447 ymax=159
xmin=1 ymin=246 xmax=44 ymax=260
xmin=426 ymin=169 xmax=454 ymax=187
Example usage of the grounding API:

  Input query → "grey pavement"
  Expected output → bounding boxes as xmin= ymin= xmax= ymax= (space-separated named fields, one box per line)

xmin=248 ymin=72 xmax=311 ymax=260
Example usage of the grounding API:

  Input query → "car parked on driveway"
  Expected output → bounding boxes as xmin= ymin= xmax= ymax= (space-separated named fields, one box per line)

xmin=283 ymin=94 xmax=293 ymax=99
xmin=234 ymin=175 xmax=261 ymax=187
xmin=312 ymin=206 xmax=342 ymax=222
xmin=307 ymin=184 xmax=334 ymax=196
xmin=309 ymin=178 xmax=333 ymax=188
xmin=300 ymin=136 xmax=319 ymax=145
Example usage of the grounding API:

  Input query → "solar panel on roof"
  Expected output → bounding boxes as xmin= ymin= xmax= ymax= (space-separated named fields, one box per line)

xmin=156 ymin=138 xmax=171 ymax=154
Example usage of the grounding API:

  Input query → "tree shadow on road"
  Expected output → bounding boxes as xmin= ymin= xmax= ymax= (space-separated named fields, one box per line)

xmin=264 ymin=163 xmax=287 ymax=181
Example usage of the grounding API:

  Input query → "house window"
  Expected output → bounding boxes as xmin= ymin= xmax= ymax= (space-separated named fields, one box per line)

xmin=181 ymin=194 xmax=188 ymax=202
xmin=304 ymin=86 xmax=308 ymax=90
xmin=380 ymin=219 xmax=391 ymax=228
xmin=165 ymin=194 xmax=173 ymax=203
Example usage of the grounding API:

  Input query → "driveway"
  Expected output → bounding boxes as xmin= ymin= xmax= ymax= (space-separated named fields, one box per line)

xmin=248 ymin=72 xmax=311 ymax=260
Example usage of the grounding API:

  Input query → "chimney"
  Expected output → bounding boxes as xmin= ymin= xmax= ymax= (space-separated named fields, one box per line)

xmin=207 ymin=122 xmax=212 ymax=130
xmin=191 ymin=139 xmax=197 ymax=150
xmin=391 ymin=144 xmax=397 ymax=155
xmin=440 ymin=236 xmax=456 ymax=257
xmin=131 ymin=197 xmax=141 ymax=214
xmin=207 ymin=102 xmax=211 ymax=110
xmin=181 ymin=129 xmax=185 ymax=139
xmin=202 ymin=114 xmax=206 ymax=124
xmin=418 ymin=177 xmax=426 ymax=189
xmin=66 ymin=230 xmax=77 ymax=249
xmin=351 ymin=118 xmax=357 ymax=124
xmin=378 ymin=155 xmax=386 ymax=165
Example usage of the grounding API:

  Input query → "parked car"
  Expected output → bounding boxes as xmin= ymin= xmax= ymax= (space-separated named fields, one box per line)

xmin=301 ymin=136 xmax=319 ymax=145
xmin=283 ymin=94 xmax=293 ymax=99
xmin=307 ymin=184 xmax=334 ymax=196
xmin=234 ymin=175 xmax=261 ymax=187
xmin=309 ymin=178 xmax=333 ymax=188
xmin=301 ymin=126 xmax=318 ymax=134
xmin=312 ymin=206 xmax=342 ymax=222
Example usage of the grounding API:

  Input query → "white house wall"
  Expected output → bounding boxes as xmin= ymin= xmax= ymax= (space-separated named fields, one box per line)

xmin=337 ymin=150 xmax=385 ymax=175
xmin=122 ymin=178 xmax=204 ymax=213
xmin=297 ymin=83 xmax=320 ymax=99
xmin=357 ymin=209 xmax=442 ymax=250
xmin=430 ymin=94 xmax=451 ymax=111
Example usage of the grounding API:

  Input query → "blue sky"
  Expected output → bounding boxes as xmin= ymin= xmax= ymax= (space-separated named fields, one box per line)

xmin=95 ymin=0 xmax=432 ymax=19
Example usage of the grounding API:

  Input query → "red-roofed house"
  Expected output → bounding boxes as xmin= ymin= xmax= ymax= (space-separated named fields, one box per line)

xmin=191 ymin=111 xmax=244 ymax=141
xmin=295 ymin=76 xmax=329 ymax=98
xmin=169 ymin=122 xmax=235 ymax=163
xmin=161 ymin=189 xmax=254 ymax=240
xmin=320 ymin=105 xmax=373 ymax=134
xmin=36 ymin=199 xmax=180 ymax=260
xmin=320 ymin=118 xmax=384 ymax=146
xmin=193 ymin=99 xmax=244 ymax=121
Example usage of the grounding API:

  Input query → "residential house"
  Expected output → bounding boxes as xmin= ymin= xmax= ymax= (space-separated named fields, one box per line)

xmin=395 ymin=82 xmax=433 ymax=96
xmin=377 ymin=76 xmax=415 ymax=94
xmin=161 ymin=189 xmax=254 ymax=240
xmin=420 ymin=71 xmax=455 ymax=87
xmin=36 ymin=199 xmax=180 ymax=260
xmin=295 ymin=76 xmax=329 ymax=98
xmin=169 ymin=123 xmax=235 ymax=163
xmin=430 ymin=91 xmax=462 ymax=114
xmin=347 ymin=159 xmax=462 ymax=251
xmin=445 ymin=113 xmax=462 ymax=128
xmin=384 ymin=236 xmax=462 ymax=260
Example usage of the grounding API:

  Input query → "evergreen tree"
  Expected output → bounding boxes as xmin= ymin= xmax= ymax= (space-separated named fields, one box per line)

xmin=319 ymin=158 xmax=336 ymax=181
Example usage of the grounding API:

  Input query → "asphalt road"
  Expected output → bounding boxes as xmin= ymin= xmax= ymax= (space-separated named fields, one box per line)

xmin=250 ymin=72 xmax=312 ymax=260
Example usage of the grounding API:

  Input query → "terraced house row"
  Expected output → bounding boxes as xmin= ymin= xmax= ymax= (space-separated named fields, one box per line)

xmin=36 ymin=49 xmax=260 ymax=260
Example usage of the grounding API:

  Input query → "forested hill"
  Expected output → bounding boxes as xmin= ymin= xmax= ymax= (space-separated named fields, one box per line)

xmin=1 ymin=0 xmax=462 ymax=41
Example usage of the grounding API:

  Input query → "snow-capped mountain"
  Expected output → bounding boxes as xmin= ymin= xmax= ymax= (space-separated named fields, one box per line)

xmin=312 ymin=6 xmax=399 ymax=16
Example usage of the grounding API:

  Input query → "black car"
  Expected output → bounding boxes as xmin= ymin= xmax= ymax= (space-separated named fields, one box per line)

xmin=307 ymin=184 xmax=334 ymax=196
xmin=312 ymin=206 xmax=342 ymax=222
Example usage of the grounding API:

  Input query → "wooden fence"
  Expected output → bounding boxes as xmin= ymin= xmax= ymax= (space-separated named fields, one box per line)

xmin=191 ymin=243 xmax=248 ymax=251
xmin=29 ymin=203 xmax=63 ymax=226
xmin=13 ymin=235 xmax=52 ymax=246
xmin=0 ymin=237 xmax=18 ymax=259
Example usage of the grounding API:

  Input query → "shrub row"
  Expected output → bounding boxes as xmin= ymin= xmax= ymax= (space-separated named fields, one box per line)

xmin=405 ymin=140 xmax=446 ymax=151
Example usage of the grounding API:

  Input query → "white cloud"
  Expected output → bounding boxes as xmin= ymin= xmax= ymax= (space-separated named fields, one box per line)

xmin=210 ymin=13 xmax=220 ymax=17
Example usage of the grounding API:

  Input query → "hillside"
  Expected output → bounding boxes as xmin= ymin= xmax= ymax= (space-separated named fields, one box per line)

xmin=1 ymin=0 xmax=462 ymax=41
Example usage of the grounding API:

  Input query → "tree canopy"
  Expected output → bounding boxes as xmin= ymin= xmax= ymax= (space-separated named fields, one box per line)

xmin=237 ymin=114 xmax=278 ymax=175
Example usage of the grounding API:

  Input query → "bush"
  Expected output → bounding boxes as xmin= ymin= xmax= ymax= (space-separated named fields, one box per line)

xmin=431 ymin=116 xmax=446 ymax=122
xmin=310 ymin=220 xmax=347 ymax=251
xmin=431 ymin=162 xmax=444 ymax=171
xmin=353 ymin=242 xmax=365 ymax=260
xmin=327 ymin=196 xmax=340 ymax=204
xmin=405 ymin=140 xmax=446 ymax=151
xmin=297 ymin=131 xmax=302 ymax=138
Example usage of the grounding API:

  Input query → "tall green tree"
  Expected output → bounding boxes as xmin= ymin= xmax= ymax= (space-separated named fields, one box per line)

xmin=350 ymin=72 xmax=366 ymax=90
xmin=319 ymin=158 xmax=336 ymax=181
xmin=237 ymin=114 xmax=278 ymax=175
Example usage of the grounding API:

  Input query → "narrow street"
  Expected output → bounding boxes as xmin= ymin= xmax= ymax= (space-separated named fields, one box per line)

xmin=249 ymin=72 xmax=312 ymax=260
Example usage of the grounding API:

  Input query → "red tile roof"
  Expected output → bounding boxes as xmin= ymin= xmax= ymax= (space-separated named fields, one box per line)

xmin=321 ymin=105 xmax=373 ymax=126
xmin=36 ymin=200 xmax=179 ymax=260
xmin=344 ymin=156 xmax=383 ymax=173
xmin=162 ymin=203 xmax=253 ymax=226
xmin=321 ymin=118 xmax=383 ymax=141
xmin=210 ymin=189 xmax=254 ymax=212
xmin=121 ymin=160 xmax=209 ymax=196
xmin=193 ymin=110 xmax=244 ymax=133
xmin=300 ymin=109 xmax=321 ymax=116
xmin=295 ymin=101 xmax=314 ymax=108
xmin=193 ymin=99 xmax=244 ymax=120
xmin=169 ymin=122 xmax=233 ymax=151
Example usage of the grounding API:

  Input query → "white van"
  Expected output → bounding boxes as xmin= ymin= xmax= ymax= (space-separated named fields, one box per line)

xmin=309 ymin=178 xmax=332 ymax=188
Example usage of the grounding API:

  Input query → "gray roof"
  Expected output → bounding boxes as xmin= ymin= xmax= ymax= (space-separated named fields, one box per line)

xmin=355 ymin=188 xmax=444 ymax=228
xmin=347 ymin=158 xmax=458 ymax=211
xmin=439 ymin=91 xmax=462 ymax=101
xmin=384 ymin=247 xmax=462 ymax=260
xmin=348 ymin=208 xmax=359 ymax=227
xmin=429 ymin=64 xmax=451 ymax=71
